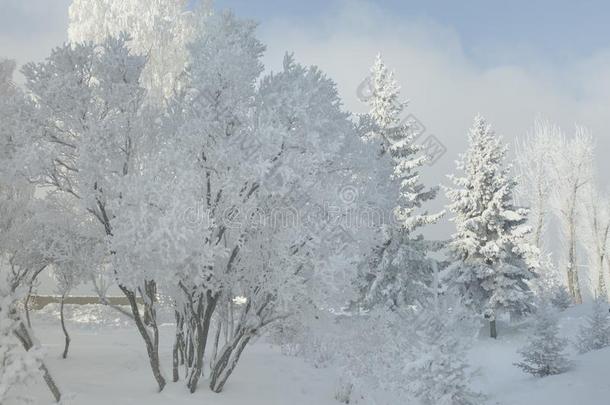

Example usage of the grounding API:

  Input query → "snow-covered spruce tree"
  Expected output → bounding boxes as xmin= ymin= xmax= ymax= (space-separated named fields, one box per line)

xmin=550 ymin=285 xmax=573 ymax=311
xmin=355 ymin=55 xmax=444 ymax=311
xmin=575 ymin=296 xmax=610 ymax=353
xmin=332 ymin=295 xmax=481 ymax=404
xmin=515 ymin=300 xmax=569 ymax=377
xmin=405 ymin=299 xmax=482 ymax=405
xmin=444 ymin=115 xmax=537 ymax=338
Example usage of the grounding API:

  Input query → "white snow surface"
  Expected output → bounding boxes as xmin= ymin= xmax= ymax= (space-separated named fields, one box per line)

xmin=11 ymin=303 xmax=610 ymax=404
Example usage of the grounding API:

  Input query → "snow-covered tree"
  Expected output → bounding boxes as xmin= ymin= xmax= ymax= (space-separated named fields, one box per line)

xmin=531 ymin=255 xmax=572 ymax=311
xmin=575 ymin=296 xmax=610 ymax=353
xmin=0 ymin=272 xmax=44 ymax=404
xmin=22 ymin=34 xmax=168 ymax=391
xmin=104 ymin=7 xmax=381 ymax=394
xmin=404 ymin=299 xmax=482 ymax=405
xmin=515 ymin=301 xmax=569 ymax=377
xmin=365 ymin=55 xmax=443 ymax=231
xmin=550 ymin=128 xmax=595 ymax=304
xmin=331 ymin=294 xmax=480 ymax=404
xmin=0 ymin=59 xmax=62 ymax=400
xmin=550 ymin=285 xmax=573 ymax=311
xmin=45 ymin=206 xmax=104 ymax=359
xmin=68 ymin=0 xmax=194 ymax=104
xmin=355 ymin=55 xmax=443 ymax=311
xmin=515 ymin=119 xmax=559 ymax=250
xmin=580 ymin=185 xmax=610 ymax=300
xmin=444 ymin=115 xmax=537 ymax=338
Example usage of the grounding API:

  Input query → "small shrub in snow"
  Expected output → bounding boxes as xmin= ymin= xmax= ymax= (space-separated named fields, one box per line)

xmin=575 ymin=296 xmax=610 ymax=353
xmin=0 ymin=291 xmax=42 ymax=403
xmin=550 ymin=285 xmax=573 ymax=311
xmin=334 ymin=378 xmax=353 ymax=404
xmin=515 ymin=302 xmax=570 ymax=377
xmin=405 ymin=305 xmax=482 ymax=405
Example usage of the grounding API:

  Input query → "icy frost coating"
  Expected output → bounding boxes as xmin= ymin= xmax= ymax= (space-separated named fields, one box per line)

xmin=68 ymin=0 xmax=194 ymax=103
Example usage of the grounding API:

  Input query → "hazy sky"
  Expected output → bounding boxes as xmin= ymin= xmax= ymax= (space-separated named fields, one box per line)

xmin=2 ymin=0 xmax=610 ymax=291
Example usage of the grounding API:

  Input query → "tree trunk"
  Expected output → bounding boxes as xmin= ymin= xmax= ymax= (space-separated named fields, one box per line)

xmin=210 ymin=331 xmax=252 ymax=393
xmin=211 ymin=318 xmax=222 ymax=369
xmin=60 ymin=294 xmax=71 ymax=359
xmin=142 ymin=281 xmax=157 ymax=326
xmin=533 ymin=208 xmax=544 ymax=250
xmin=489 ymin=319 xmax=497 ymax=339
xmin=14 ymin=322 xmax=61 ymax=402
xmin=186 ymin=291 xmax=218 ymax=393
xmin=172 ymin=310 xmax=184 ymax=382
xmin=24 ymin=285 xmax=33 ymax=328
xmin=567 ymin=218 xmax=583 ymax=304
xmin=227 ymin=300 xmax=234 ymax=342
xmin=598 ymin=255 xmax=608 ymax=300
xmin=605 ymin=256 xmax=610 ymax=300
xmin=119 ymin=284 xmax=166 ymax=392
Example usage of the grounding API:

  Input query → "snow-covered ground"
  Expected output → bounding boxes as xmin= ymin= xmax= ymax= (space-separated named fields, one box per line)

xmin=14 ymin=303 xmax=610 ymax=405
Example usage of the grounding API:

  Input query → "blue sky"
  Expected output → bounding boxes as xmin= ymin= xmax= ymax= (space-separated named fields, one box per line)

xmin=214 ymin=0 xmax=610 ymax=67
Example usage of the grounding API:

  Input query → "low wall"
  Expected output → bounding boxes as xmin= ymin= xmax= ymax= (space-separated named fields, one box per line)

xmin=28 ymin=295 xmax=139 ymax=310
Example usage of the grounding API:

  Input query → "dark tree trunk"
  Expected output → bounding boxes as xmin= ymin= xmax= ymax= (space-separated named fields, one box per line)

xmin=60 ymin=294 xmax=71 ymax=359
xmin=490 ymin=319 xmax=497 ymax=339
xmin=143 ymin=281 xmax=157 ymax=326
xmin=211 ymin=318 xmax=222 ymax=368
xmin=209 ymin=331 xmax=252 ymax=393
xmin=186 ymin=291 xmax=219 ymax=393
xmin=119 ymin=284 xmax=166 ymax=392
xmin=172 ymin=310 xmax=184 ymax=382
xmin=24 ymin=285 xmax=33 ymax=328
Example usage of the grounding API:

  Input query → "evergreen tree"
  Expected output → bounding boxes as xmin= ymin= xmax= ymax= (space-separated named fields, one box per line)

xmin=515 ymin=301 xmax=569 ymax=377
xmin=444 ymin=115 xmax=537 ymax=337
xmin=575 ymin=296 xmax=610 ymax=353
xmin=355 ymin=55 xmax=443 ymax=310
xmin=550 ymin=285 xmax=572 ymax=311
xmin=364 ymin=54 xmax=443 ymax=232
xmin=405 ymin=300 xmax=482 ymax=405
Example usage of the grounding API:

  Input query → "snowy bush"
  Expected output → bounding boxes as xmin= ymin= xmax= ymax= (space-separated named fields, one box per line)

xmin=575 ymin=296 xmax=610 ymax=353
xmin=330 ymin=297 xmax=481 ymax=405
xmin=515 ymin=302 xmax=570 ymax=377
xmin=550 ymin=285 xmax=573 ymax=311
xmin=404 ymin=303 xmax=482 ymax=405
xmin=0 ymin=280 xmax=42 ymax=403
xmin=333 ymin=377 xmax=354 ymax=404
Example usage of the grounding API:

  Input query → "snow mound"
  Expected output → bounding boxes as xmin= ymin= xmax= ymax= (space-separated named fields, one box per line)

xmin=34 ymin=304 xmax=132 ymax=329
